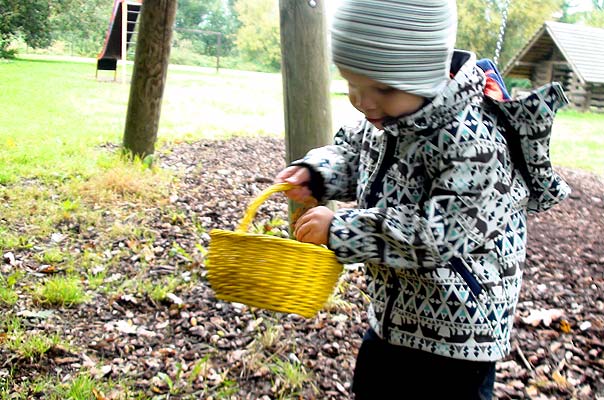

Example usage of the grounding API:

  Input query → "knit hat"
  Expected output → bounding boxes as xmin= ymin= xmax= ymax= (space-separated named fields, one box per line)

xmin=331 ymin=0 xmax=457 ymax=98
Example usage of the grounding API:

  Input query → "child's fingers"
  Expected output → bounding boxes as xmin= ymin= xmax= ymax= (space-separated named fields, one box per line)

xmin=294 ymin=217 xmax=314 ymax=243
xmin=286 ymin=186 xmax=313 ymax=203
xmin=276 ymin=166 xmax=310 ymax=186
xmin=293 ymin=207 xmax=332 ymax=245
xmin=276 ymin=166 xmax=314 ymax=202
xmin=275 ymin=166 xmax=301 ymax=183
xmin=287 ymin=167 xmax=310 ymax=185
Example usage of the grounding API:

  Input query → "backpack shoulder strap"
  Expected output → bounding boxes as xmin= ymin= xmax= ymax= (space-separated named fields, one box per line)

xmin=477 ymin=59 xmax=572 ymax=213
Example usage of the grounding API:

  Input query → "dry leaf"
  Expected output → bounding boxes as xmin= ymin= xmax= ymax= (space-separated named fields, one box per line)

xmin=521 ymin=309 xmax=564 ymax=327
xmin=92 ymin=388 xmax=107 ymax=400
xmin=552 ymin=371 xmax=569 ymax=389
xmin=559 ymin=319 xmax=572 ymax=333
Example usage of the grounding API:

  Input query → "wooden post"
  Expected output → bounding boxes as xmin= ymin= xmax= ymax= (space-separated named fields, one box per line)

xmin=173 ymin=29 xmax=222 ymax=73
xmin=216 ymin=33 xmax=221 ymax=73
xmin=123 ymin=0 xmax=177 ymax=158
xmin=279 ymin=0 xmax=333 ymax=222
xmin=584 ymin=87 xmax=592 ymax=112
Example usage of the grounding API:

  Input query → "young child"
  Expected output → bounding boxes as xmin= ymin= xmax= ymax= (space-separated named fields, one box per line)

xmin=275 ymin=0 xmax=570 ymax=398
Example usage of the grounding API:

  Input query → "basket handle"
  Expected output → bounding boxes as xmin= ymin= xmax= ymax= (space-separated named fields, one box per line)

xmin=237 ymin=183 xmax=296 ymax=232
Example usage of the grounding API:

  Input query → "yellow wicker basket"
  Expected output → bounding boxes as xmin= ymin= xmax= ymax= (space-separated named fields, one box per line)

xmin=207 ymin=183 xmax=343 ymax=318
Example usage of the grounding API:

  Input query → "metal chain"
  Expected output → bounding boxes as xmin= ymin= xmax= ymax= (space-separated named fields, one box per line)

xmin=493 ymin=0 xmax=511 ymax=66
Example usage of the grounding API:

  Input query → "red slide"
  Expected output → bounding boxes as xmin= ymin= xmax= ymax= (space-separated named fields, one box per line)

xmin=96 ymin=0 xmax=143 ymax=76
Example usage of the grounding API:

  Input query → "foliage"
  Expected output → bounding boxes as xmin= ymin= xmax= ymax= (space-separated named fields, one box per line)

xmin=0 ymin=0 xmax=52 ymax=57
xmin=234 ymin=0 xmax=281 ymax=72
xmin=560 ymin=0 xmax=604 ymax=28
xmin=175 ymin=0 xmax=239 ymax=57
xmin=581 ymin=9 xmax=604 ymax=26
xmin=2 ymin=0 xmax=241 ymax=60
xmin=48 ymin=0 xmax=113 ymax=57
xmin=0 ymin=277 xmax=18 ymax=306
xmin=456 ymin=0 xmax=564 ymax=67
xmin=269 ymin=358 xmax=316 ymax=398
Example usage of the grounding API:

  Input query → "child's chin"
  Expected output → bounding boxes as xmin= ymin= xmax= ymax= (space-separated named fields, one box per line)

xmin=367 ymin=119 xmax=384 ymax=129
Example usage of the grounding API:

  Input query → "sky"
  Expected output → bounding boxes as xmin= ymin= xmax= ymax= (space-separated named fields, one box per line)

xmin=568 ymin=0 xmax=595 ymax=12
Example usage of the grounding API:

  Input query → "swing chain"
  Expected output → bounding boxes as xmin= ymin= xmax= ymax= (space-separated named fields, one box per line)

xmin=493 ymin=0 xmax=511 ymax=66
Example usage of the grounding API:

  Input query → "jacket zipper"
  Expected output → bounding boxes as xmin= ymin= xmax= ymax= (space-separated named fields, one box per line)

xmin=370 ymin=133 xmax=483 ymax=338
xmin=366 ymin=132 xmax=399 ymax=340
xmin=382 ymin=271 xmax=400 ymax=340
xmin=450 ymin=257 xmax=483 ymax=298
xmin=367 ymin=133 xmax=397 ymax=208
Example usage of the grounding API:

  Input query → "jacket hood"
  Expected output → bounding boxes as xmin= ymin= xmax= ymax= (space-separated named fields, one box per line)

xmin=382 ymin=50 xmax=485 ymax=136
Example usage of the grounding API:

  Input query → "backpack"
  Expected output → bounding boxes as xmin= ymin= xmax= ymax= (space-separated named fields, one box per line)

xmin=477 ymin=59 xmax=572 ymax=214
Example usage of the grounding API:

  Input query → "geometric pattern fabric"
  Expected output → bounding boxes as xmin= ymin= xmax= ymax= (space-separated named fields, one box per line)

xmin=296 ymin=50 xmax=569 ymax=361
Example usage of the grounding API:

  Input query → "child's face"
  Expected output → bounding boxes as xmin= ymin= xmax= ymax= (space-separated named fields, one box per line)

xmin=339 ymin=68 xmax=426 ymax=130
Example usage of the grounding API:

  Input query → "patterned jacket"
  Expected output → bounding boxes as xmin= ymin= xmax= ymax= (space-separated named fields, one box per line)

xmin=295 ymin=50 xmax=569 ymax=361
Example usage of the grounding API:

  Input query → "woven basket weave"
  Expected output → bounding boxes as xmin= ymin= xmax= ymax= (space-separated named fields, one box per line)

xmin=207 ymin=183 xmax=343 ymax=318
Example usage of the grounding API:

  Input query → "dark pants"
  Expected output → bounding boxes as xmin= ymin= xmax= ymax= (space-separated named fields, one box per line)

xmin=352 ymin=328 xmax=496 ymax=400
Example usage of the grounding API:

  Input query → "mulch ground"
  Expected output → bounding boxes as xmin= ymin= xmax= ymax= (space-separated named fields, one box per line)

xmin=2 ymin=136 xmax=603 ymax=399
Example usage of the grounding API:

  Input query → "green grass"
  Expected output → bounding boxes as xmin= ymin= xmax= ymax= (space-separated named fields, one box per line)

xmin=0 ymin=56 xmax=287 ymax=184
xmin=34 ymin=275 xmax=88 ymax=307
xmin=1 ymin=317 xmax=62 ymax=360
xmin=0 ymin=58 xmax=130 ymax=183
xmin=551 ymin=109 xmax=604 ymax=176
xmin=1 ymin=55 xmax=601 ymax=185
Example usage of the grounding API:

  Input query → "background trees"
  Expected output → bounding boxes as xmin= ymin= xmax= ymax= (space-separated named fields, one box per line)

xmin=174 ymin=0 xmax=238 ymax=57
xmin=0 ymin=0 xmax=52 ymax=57
xmin=1 ymin=0 xmax=602 ymax=73
xmin=561 ymin=0 xmax=604 ymax=26
xmin=233 ymin=0 xmax=281 ymax=71
xmin=456 ymin=0 xmax=564 ymax=68
xmin=49 ymin=0 xmax=113 ymax=56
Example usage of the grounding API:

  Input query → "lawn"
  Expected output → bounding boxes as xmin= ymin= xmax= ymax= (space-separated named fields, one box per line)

xmin=551 ymin=109 xmax=604 ymax=175
xmin=0 ymin=56 xmax=359 ymax=184
xmin=1 ymin=56 xmax=602 ymax=185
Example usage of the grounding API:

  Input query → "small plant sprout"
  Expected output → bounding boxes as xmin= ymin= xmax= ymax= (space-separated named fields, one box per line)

xmin=3 ymin=321 xmax=61 ymax=361
xmin=268 ymin=357 xmax=316 ymax=398
xmin=143 ymin=275 xmax=181 ymax=303
xmin=35 ymin=248 xmax=67 ymax=265
xmin=257 ymin=318 xmax=283 ymax=350
xmin=35 ymin=275 xmax=88 ymax=307
xmin=0 ymin=273 xmax=20 ymax=306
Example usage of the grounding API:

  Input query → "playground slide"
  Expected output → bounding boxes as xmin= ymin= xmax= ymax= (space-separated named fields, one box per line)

xmin=96 ymin=0 xmax=143 ymax=73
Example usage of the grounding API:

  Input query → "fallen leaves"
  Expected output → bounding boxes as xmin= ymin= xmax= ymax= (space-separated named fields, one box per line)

xmin=521 ymin=308 xmax=564 ymax=327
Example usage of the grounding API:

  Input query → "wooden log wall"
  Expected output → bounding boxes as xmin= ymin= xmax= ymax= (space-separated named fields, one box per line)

xmin=532 ymin=61 xmax=553 ymax=87
xmin=565 ymin=72 xmax=588 ymax=110
xmin=547 ymin=63 xmax=604 ymax=113
xmin=586 ymin=84 xmax=604 ymax=113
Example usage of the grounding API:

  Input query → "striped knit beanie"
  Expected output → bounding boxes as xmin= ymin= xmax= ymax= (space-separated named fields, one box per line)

xmin=331 ymin=0 xmax=457 ymax=98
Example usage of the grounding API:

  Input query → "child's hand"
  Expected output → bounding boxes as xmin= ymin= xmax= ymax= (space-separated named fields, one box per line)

xmin=293 ymin=206 xmax=334 ymax=246
xmin=275 ymin=166 xmax=313 ymax=203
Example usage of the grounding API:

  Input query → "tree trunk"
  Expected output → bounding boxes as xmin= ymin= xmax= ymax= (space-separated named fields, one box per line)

xmin=123 ymin=0 xmax=177 ymax=159
xmin=279 ymin=0 xmax=334 ymax=223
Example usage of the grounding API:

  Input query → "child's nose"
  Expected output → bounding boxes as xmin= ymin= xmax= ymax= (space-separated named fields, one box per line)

xmin=352 ymin=91 xmax=376 ymax=111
